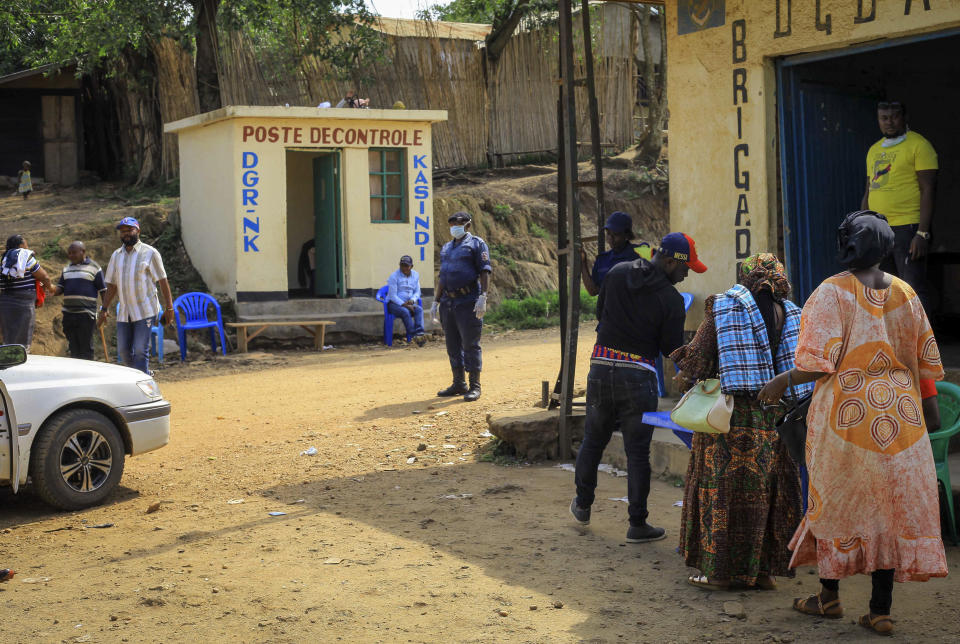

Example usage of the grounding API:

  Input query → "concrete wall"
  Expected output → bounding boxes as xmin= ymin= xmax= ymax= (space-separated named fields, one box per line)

xmin=177 ymin=120 xmax=237 ymax=296
xmin=664 ymin=0 xmax=960 ymax=325
xmin=168 ymin=107 xmax=445 ymax=301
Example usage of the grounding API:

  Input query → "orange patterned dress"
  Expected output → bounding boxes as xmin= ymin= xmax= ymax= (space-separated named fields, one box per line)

xmin=788 ymin=272 xmax=946 ymax=582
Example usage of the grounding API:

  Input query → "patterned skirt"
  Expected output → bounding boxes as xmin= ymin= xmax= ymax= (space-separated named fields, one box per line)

xmin=679 ymin=396 xmax=802 ymax=584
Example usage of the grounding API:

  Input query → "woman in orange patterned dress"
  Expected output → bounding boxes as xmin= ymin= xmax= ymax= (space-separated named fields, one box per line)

xmin=759 ymin=211 xmax=945 ymax=636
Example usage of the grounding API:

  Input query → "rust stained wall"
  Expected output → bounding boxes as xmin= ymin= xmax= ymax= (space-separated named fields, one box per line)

xmin=664 ymin=0 xmax=960 ymax=326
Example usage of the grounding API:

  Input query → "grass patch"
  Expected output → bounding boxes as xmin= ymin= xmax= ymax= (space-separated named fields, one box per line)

xmin=528 ymin=221 xmax=549 ymax=239
xmin=478 ymin=438 xmax=522 ymax=466
xmin=491 ymin=204 xmax=513 ymax=223
xmin=489 ymin=243 xmax=517 ymax=269
xmin=486 ymin=288 xmax=598 ymax=330
xmin=96 ymin=180 xmax=179 ymax=206
xmin=39 ymin=234 xmax=65 ymax=260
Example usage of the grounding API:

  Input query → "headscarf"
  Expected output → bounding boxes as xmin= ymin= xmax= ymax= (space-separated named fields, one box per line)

xmin=738 ymin=253 xmax=791 ymax=352
xmin=836 ymin=210 xmax=894 ymax=269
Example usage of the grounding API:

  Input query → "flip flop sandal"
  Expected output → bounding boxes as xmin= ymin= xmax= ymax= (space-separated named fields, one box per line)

xmin=754 ymin=576 xmax=777 ymax=591
xmin=687 ymin=575 xmax=730 ymax=590
xmin=792 ymin=593 xmax=843 ymax=618
xmin=859 ymin=614 xmax=894 ymax=635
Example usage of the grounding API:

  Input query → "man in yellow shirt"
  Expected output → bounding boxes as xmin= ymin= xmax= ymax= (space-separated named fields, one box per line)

xmin=861 ymin=101 xmax=937 ymax=311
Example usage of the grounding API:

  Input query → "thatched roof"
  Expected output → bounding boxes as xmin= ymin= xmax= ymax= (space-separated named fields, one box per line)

xmin=370 ymin=17 xmax=492 ymax=41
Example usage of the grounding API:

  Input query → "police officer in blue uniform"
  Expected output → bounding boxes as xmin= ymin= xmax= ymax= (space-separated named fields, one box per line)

xmin=579 ymin=211 xmax=651 ymax=296
xmin=430 ymin=211 xmax=492 ymax=402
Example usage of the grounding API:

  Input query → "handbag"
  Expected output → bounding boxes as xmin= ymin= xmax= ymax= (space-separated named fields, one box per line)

xmin=670 ymin=378 xmax=734 ymax=434
xmin=774 ymin=371 xmax=811 ymax=466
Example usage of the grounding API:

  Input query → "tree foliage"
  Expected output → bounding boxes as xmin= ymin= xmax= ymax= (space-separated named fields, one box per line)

xmin=418 ymin=0 xmax=554 ymax=60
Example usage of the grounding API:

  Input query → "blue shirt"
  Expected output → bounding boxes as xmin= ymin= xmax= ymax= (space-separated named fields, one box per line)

xmin=438 ymin=233 xmax=492 ymax=296
xmin=591 ymin=244 xmax=642 ymax=287
xmin=387 ymin=268 xmax=421 ymax=306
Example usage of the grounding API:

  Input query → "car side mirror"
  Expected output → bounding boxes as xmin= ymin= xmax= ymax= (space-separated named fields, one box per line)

xmin=0 ymin=344 xmax=27 ymax=369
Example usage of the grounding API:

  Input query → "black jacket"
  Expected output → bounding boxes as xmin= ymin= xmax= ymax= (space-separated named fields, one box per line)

xmin=594 ymin=258 xmax=686 ymax=360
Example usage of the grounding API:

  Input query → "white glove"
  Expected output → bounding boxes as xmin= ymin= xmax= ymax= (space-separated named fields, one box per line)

xmin=473 ymin=294 xmax=487 ymax=319
xmin=430 ymin=301 xmax=440 ymax=325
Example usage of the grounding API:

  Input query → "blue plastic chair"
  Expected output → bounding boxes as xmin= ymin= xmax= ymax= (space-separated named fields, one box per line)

xmin=173 ymin=292 xmax=228 ymax=361
xmin=375 ymin=285 xmax=422 ymax=346
xmin=656 ymin=292 xmax=695 ymax=396
xmin=115 ymin=303 xmax=164 ymax=365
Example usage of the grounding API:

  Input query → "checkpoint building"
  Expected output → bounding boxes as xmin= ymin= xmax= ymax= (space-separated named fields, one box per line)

xmin=164 ymin=106 xmax=447 ymax=338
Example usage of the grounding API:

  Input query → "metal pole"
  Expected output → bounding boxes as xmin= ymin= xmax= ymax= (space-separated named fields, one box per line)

xmin=557 ymin=0 xmax=582 ymax=459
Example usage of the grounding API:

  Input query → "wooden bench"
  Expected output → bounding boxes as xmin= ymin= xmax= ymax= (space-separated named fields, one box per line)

xmin=226 ymin=320 xmax=335 ymax=352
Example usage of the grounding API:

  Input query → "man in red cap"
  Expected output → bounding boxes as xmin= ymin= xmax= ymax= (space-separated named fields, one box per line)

xmin=571 ymin=232 xmax=706 ymax=543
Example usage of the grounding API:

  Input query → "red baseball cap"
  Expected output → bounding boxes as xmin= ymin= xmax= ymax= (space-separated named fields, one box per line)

xmin=658 ymin=232 xmax=707 ymax=273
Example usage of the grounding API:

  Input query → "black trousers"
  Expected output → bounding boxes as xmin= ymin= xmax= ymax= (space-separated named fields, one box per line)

xmin=62 ymin=311 xmax=96 ymax=360
xmin=820 ymin=569 xmax=895 ymax=615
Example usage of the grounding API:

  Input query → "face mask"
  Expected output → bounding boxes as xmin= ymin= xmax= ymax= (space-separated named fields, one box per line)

xmin=450 ymin=225 xmax=466 ymax=239
xmin=122 ymin=233 xmax=139 ymax=247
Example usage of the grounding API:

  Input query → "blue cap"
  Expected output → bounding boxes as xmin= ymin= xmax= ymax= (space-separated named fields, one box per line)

xmin=116 ymin=217 xmax=140 ymax=230
xmin=603 ymin=211 xmax=633 ymax=236
xmin=399 ymin=254 xmax=413 ymax=265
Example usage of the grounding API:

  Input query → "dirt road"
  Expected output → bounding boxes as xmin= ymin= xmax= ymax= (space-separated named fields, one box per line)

xmin=2 ymin=327 xmax=958 ymax=643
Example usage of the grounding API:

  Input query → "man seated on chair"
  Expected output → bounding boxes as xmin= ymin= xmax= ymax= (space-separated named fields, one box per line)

xmin=386 ymin=254 xmax=426 ymax=347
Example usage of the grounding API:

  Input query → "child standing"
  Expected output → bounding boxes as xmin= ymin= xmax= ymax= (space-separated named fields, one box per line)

xmin=17 ymin=161 xmax=32 ymax=199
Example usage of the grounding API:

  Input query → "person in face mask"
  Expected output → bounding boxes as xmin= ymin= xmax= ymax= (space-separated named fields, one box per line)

xmin=432 ymin=211 xmax=492 ymax=401
xmin=97 ymin=217 xmax=175 ymax=374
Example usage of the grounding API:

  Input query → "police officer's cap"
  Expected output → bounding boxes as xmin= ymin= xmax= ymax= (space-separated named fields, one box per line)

xmin=604 ymin=211 xmax=634 ymax=239
xmin=448 ymin=211 xmax=472 ymax=224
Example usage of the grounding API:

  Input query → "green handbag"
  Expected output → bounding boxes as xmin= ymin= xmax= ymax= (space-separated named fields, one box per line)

xmin=670 ymin=378 xmax=734 ymax=434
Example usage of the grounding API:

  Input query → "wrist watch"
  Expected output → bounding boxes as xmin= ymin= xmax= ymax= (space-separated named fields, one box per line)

xmin=916 ymin=230 xmax=930 ymax=240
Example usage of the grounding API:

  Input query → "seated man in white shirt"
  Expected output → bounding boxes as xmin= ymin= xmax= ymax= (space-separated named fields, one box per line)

xmin=386 ymin=254 xmax=425 ymax=346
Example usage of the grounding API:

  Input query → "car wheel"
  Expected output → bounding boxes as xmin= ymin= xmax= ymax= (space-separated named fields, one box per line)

xmin=30 ymin=409 xmax=125 ymax=510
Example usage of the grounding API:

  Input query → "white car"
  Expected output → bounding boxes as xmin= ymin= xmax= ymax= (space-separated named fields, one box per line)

xmin=0 ymin=345 xmax=170 ymax=510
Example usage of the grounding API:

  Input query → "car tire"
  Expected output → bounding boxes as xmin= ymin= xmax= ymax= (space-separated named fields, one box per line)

xmin=30 ymin=409 xmax=125 ymax=510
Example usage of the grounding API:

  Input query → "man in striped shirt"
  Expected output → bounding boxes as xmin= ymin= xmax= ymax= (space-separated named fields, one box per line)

xmin=96 ymin=217 xmax=175 ymax=374
xmin=53 ymin=241 xmax=106 ymax=360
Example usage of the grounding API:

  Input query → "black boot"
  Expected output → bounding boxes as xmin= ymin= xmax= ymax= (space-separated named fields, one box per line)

xmin=463 ymin=372 xmax=481 ymax=402
xmin=437 ymin=368 xmax=468 ymax=396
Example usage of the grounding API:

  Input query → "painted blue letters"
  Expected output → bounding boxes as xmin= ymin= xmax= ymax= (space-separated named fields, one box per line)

xmin=413 ymin=155 xmax=427 ymax=169
xmin=241 ymin=151 xmax=260 ymax=252
xmin=242 ymin=152 xmax=258 ymax=168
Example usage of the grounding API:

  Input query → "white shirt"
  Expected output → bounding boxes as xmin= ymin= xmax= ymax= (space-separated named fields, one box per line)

xmin=104 ymin=241 xmax=167 ymax=322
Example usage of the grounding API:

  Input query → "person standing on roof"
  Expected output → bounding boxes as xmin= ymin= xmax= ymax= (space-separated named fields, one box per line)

xmin=96 ymin=217 xmax=175 ymax=374
xmin=579 ymin=211 xmax=651 ymax=296
xmin=570 ymin=233 xmax=706 ymax=544
xmin=432 ymin=211 xmax=492 ymax=402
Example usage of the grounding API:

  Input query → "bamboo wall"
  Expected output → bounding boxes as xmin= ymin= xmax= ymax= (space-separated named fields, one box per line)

xmin=210 ymin=9 xmax=637 ymax=170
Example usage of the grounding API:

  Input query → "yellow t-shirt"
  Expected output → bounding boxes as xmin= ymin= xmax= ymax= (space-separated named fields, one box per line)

xmin=865 ymin=130 xmax=937 ymax=227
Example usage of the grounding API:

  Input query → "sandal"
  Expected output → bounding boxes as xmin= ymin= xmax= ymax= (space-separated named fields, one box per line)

xmin=754 ymin=575 xmax=777 ymax=591
xmin=687 ymin=574 xmax=730 ymax=590
xmin=792 ymin=593 xmax=843 ymax=618
xmin=859 ymin=614 xmax=894 ymax=635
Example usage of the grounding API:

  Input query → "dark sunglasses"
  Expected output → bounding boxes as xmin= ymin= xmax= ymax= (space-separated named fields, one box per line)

xmin=877 ymin=101 xmax=904 ymax=111
xmin=448 ymin=218 xmax=469 ymax=224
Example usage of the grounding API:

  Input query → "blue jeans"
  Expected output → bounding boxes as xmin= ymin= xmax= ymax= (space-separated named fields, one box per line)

xmin=387 ymin=301 xmax=424 ymax=339
xmin=575 ymin=363 xmax=659 ymax=526
xmin=440 ymin=297 xmax=483 ymax=372
xmin=117 ymin=315 xmax=156 ymax=374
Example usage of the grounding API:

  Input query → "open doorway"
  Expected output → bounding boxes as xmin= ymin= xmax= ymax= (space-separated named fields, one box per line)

xmin=285 ymin=149 xmax=343 ymax=298
xmin=778 ymin=30 xmax=960 ymax=360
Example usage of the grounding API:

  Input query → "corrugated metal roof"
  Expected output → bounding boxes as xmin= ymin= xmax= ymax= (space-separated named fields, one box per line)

xmin=369 ymin=17 xmax=492 ymax=41
xmin=0 ymin=63 xmax=67 ymax=86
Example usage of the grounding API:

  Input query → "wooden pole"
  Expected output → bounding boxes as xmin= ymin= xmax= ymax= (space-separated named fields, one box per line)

xmin=99 ymin=326 xmax=110 ymax=363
